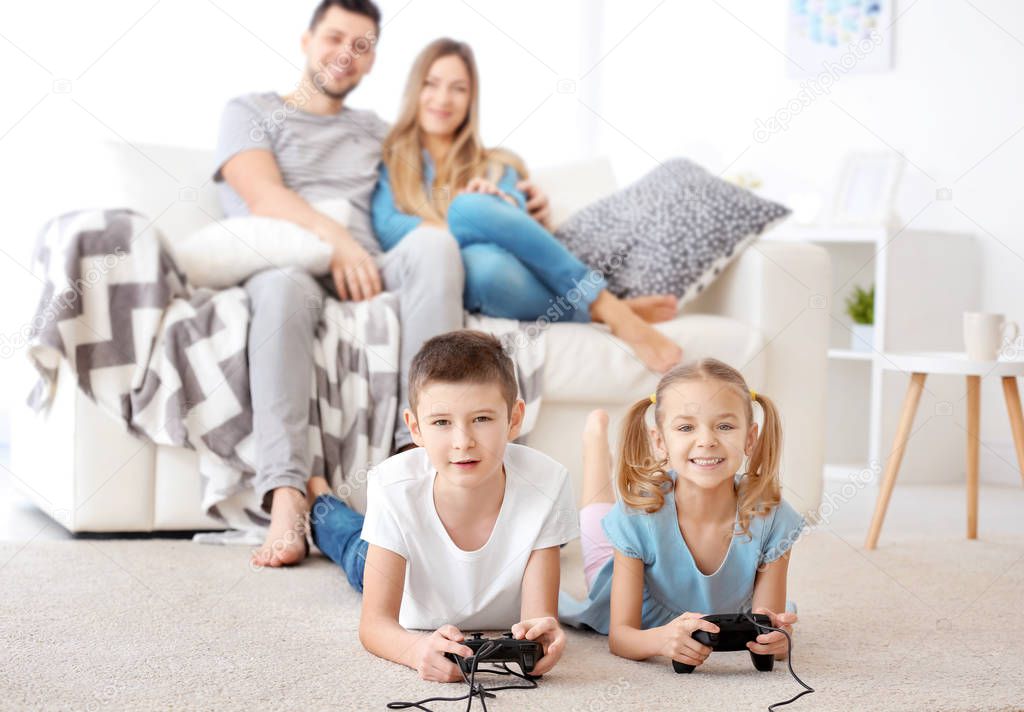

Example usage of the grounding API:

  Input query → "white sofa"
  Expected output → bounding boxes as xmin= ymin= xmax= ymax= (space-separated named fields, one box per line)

xmin=10 ymin=143 xmax=830 ymax=532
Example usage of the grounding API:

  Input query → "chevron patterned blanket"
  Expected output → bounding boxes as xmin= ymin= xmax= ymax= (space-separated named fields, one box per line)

xmin=26 ymin=209 xmax=546 ymax=535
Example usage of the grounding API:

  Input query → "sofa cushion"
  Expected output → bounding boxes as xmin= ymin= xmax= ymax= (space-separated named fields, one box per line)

xmin=171 ymin=199 xmax=348 ymax=288
xmin=542 ymin=314 xmax=765 ymax=404
xmin=531 ymin=158 xmax=618 ymax=231
xmin=553 ymin=158 xmax=790 ymax=306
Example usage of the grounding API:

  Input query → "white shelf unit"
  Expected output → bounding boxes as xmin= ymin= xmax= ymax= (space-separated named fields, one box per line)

xmin=765 ymin=223 xmax=979 ymax=484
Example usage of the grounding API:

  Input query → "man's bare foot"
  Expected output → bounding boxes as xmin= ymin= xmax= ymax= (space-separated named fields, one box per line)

xmin=623 ymin=295 xmax=678 ymax=323
xmin=251 ymin=487 xmax=308 ymax=568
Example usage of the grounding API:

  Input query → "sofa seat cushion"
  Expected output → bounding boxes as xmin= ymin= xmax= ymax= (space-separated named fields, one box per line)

xmin=542 ymin=314 xmax=765 ymax=404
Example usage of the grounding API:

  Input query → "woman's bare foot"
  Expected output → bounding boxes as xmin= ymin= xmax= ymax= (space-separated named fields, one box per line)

xmin=590 ymin=292 xmax=683 ymax=373
xmin=251 ymin=487 xmax=308 ymax=568
xmin=623 ymin=295 xmax=678 ymax=323
xmin=581 ymin=410 xmax=615 ymax=507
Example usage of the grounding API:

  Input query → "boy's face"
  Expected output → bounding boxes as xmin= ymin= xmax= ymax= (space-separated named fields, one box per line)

xmin=301 ymin=6 xmax=377 ymax=101
xmin=405 ymin=380 xmax=525 ymax=489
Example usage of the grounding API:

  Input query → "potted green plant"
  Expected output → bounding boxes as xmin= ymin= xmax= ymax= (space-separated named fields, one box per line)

xmin=845 ymin=284 xmax=874 ymax=352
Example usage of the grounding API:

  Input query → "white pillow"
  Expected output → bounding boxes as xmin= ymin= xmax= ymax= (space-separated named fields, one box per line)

xmin=173 ymin=199 xmax=350 ymax=288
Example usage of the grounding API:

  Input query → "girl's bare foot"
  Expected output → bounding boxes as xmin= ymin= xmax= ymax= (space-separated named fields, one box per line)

xmin=251 ymin=487 xmax=309 ymax=568
xmin=581 ymin=410 xmax=615 ymax=507
xmin=622 ymin=295 xmax=678 ymax=323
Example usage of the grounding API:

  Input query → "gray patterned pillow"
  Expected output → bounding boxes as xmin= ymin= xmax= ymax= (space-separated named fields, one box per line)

xmin=554 ymin=158 xmax=790 ymax=304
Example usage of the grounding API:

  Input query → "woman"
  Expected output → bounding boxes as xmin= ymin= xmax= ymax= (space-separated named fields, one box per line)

xmin=372 ymin=38 xmax=681 ymax=372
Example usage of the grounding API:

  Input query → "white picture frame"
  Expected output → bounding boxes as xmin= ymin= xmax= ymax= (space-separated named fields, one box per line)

xmin=830 ymin=152 xmax=904 ymax=226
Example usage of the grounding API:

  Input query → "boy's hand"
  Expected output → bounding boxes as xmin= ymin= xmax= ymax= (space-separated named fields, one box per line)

xmin=660 ymin=611 xmax=719 ymax=669
xmin=746 ymin=608 xmax=797 ymax=660
xmin=511 ymin=617 xmax=565 ymax=676
xmin=414 ymin=625 xmax=474 ymax=682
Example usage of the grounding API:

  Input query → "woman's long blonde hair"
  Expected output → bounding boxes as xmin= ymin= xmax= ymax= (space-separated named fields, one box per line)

xmin=616 ymin=358 xmax=784 ymax=539
xmin=381 ymin=37 xmax=527 ymax=222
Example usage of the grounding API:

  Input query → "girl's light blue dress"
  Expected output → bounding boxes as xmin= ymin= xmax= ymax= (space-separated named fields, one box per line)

xmin=560 ymin=474 xmax=806 ymax=634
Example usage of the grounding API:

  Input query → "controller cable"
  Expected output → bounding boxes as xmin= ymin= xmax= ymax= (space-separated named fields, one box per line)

xmin=743 ymin=612 xmax=814 ymax=711
xmin=387 ymin=641 xmax=539 ymax=712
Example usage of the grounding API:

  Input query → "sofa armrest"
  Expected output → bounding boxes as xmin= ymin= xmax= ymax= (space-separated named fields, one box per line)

xmin=685 ymin=240 xmax=831 ymax=516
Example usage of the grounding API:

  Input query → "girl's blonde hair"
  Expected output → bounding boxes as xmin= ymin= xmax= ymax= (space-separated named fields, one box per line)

xmin=381 ymin=37 xmax=527 ymax=223
xmin=616 ymin=358 xmax=783 ymax=539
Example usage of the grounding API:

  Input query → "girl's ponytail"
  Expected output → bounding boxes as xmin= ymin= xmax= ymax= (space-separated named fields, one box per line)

xmin=616 ymin=396 xmax=671 ymax=512
xmin=737 ymin=391 xmax=784 ymax=536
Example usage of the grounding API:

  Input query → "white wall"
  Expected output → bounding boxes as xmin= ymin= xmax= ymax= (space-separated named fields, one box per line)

xmin=2 ymin=0 xmax=1022 ymax=483
xmin=587 ymin=0 xmax=1024 ymax=484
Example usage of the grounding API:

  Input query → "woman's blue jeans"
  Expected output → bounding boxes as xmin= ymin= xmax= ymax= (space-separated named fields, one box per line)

xmin=309 ymin=493 xmax=368 ymax=593
xmin=446 ymin=193 xmax=607 ymax=323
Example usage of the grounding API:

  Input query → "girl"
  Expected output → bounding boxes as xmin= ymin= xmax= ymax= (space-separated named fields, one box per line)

xmin=371 ymin=37 xmax=683 ymax=373
xmin=560 ymin=358 xmax=804 ymax=670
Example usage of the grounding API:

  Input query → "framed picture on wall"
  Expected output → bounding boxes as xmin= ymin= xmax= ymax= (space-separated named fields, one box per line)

xmin=786 ymin=0 xmax=894 ymax=78
xmin=831 ymin=152 xmax=904 ymax=226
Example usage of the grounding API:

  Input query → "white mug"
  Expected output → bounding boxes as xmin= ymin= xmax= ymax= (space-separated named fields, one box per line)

xmin=963 ymin=312 xmax=1019 ymax=361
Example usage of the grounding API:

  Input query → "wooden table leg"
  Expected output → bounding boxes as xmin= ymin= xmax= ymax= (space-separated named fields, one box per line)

xmin=966 ymin=375 xmax=980 ymax=540
xmin=866 ymin=372 xmax=927 ymax=550
xmin=1002 ymin=377 xmax=1024 ymax=486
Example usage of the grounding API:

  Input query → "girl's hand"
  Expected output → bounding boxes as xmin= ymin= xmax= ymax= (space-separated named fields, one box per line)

xmin=511 ymin=616 xmax=566 ymax=676
xmin=414 ymin=625 xmax=474 ymax=682
xmin=660 ymin=612 xmax=720 ymax=669
xmin=746 ymin=608 xmax=797 ymax=660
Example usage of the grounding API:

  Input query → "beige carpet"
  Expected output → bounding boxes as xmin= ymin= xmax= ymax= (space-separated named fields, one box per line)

xmin=1 ymin=528 xmax=1022 ymax=712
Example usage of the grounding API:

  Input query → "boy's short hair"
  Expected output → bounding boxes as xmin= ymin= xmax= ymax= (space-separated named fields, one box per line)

xmin=409 ymin=331 xmax=518 ymax=416
xmin=309 ymin=0 xmax=381 ymax=33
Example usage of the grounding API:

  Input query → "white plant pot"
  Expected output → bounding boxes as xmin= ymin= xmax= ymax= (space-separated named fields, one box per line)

xmin=850 ymin=324 xmax=874 ymax=352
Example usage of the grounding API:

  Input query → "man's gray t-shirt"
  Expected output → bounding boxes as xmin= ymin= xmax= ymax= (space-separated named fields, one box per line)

xmin=213 ymin=91 xmax=390 ymax=254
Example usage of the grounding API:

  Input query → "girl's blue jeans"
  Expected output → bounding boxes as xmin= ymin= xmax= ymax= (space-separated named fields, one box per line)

xmin=446 ymin=192 xmax=607 ymax=323
xmin=309 ymin=493 xmax=368 ymax=593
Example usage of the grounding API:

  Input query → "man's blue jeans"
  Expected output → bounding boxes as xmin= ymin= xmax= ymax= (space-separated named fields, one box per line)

xmin=309 ymin=493 xmax=368 ymax=593
xmin=446 ymin=193 xmax=607 ymax=323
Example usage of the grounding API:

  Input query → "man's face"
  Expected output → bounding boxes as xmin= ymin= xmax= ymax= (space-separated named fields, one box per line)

xmin=301 ymin=6 xmax=377 ymax=101
xmin=405 ymin=380 xmax=524 ymax=491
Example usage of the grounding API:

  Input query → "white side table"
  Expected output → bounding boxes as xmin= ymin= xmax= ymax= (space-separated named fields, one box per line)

xmin=865 ymin=352 xmax=1024 ymax=549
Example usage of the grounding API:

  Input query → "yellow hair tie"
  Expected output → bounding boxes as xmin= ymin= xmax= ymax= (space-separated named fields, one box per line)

xmin=750 ymin=389 xmax=757 ymax=401
xmin=649 ymin=393 xmax=657 ymax=405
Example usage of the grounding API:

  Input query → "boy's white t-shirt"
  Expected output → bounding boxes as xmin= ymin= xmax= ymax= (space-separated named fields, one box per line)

xmin=361 ymin=443 xmax=580 ymax=631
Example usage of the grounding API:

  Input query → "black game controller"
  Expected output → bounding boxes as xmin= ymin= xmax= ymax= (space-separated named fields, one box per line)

xmin=672 ymin=613 xmax=775 ymax=674
xmin=445 ymin=632 xmax=543 ymax=676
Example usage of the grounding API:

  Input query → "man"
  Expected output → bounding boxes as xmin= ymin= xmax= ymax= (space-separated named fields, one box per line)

xmin=214 ymin=0 xmax=552 ymax=567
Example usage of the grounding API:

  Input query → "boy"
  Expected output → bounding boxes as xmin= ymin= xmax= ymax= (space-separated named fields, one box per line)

xmin=307 ymin=330 xmax=578 ymax=681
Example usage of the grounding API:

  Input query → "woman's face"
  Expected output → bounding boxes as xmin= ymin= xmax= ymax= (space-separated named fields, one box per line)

xmin=418 ymin=54 xmax=471 ymax=139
